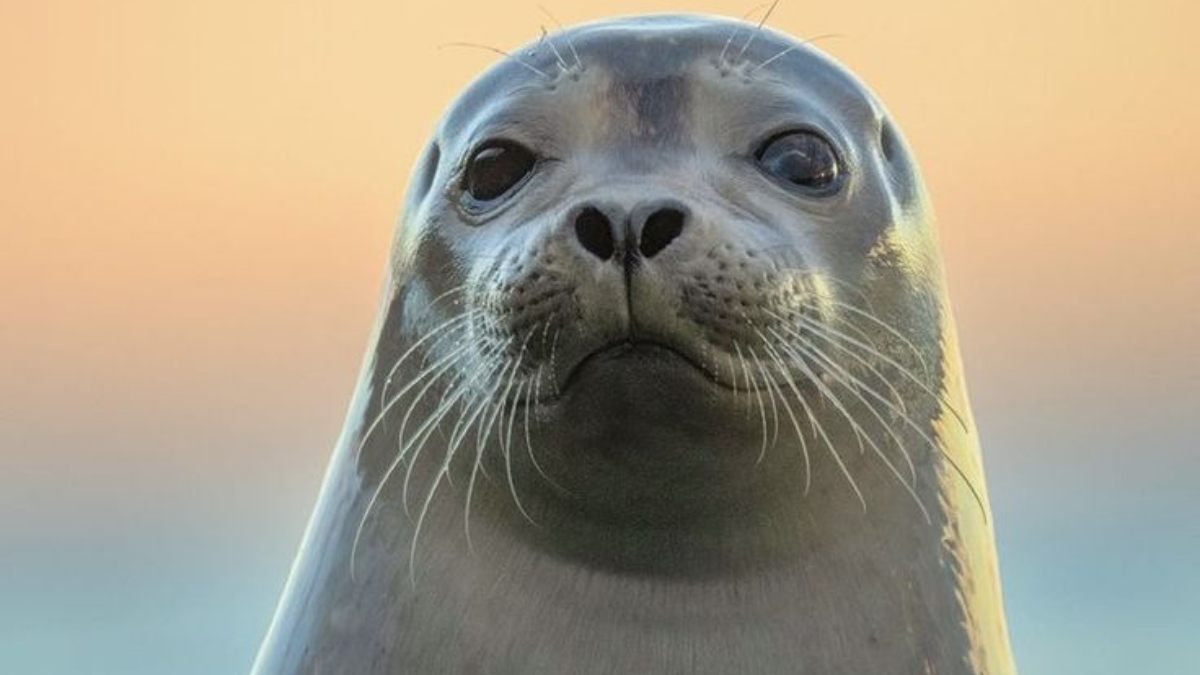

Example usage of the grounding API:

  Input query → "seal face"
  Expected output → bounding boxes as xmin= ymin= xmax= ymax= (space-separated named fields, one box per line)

xmin=253 ymin=14 xmax=1018 ymax=675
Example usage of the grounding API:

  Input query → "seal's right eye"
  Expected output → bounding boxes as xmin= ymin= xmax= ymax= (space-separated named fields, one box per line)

xmin=462 ymin=140 xmax=537 ymax=204
xmin=754 ymin=130 xmax=841 ymax=194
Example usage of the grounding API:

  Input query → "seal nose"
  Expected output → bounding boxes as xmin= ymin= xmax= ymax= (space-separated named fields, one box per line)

xmin=632 ymin=200 xmax=689 ymax=258
xmin=573 ymin=205 xmax=618 ymax=261
xmin=570 ymin=199 xmax=690 ymax=262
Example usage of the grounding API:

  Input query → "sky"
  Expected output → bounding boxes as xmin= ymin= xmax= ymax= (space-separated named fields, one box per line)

xmin=1 ymin=1 xmax=1197 ymax=673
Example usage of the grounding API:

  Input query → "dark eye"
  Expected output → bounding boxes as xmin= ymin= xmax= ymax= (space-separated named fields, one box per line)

xmin=755 ymin=131 xmax=841 ymax=192
xmin=462 ymin=140 xmax=537 ymax=203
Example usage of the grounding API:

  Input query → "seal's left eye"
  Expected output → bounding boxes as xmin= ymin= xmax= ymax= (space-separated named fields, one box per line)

xmin=463 ymin=140 xmax=537 ymax=203
xmin=755 ymin=131 xmax=841 ymax=192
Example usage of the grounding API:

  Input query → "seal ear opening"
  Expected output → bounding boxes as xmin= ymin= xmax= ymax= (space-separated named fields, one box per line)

xmin=409 ymin=142 xmax=442 ymax=203
xmin=879 ymin=119 xmax=898 ymax=163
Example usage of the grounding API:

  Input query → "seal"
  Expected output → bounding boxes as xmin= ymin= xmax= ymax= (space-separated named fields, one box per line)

xmin=251 ymin=13 xmax=1018 ymax=675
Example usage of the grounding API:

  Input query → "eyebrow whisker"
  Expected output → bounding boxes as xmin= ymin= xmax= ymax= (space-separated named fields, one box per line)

xmin=748 ymin=33 xmax=844 ymax=75
xmin=439 ymin=41 xmax=553 ymax=80
xmin=735 ymin=0 xmax=782 ymax=62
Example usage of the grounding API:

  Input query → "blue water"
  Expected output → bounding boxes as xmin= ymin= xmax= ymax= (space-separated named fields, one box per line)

xmin=1000 ymin=503 xmax=1200 ymax=673
xmin=0 ymin=529 xmax=285 ymax=675
xmin=2 ymin=495 xmax=1195 ymax=674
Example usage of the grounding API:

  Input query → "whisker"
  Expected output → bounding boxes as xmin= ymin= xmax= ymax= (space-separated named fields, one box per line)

xmin=734 ymin=0 xmax=781 ymax=62
xmin=406 ymin=336 xmax=512 ymax=575
xmin=772 ymin=314 xmax=911 ymax=424
xmin=777 ymin=332 xmax=930 ymax=521
xmin=464 ymin=355 xmax=521 ymax=552
xmin=770 ymin=325 xmax=986 ymax=522
xmin=769 ymin=332 xmax=870 ymax=463
xmin=757 ymin=345 xmax=812 ymax=493
xmin=735 ymin=342 xmax=770 ymax=462
xmin=749 ymin=33 xmax=844 ymax=76
xmin=546 ymin=326 xmax=563 ymax=395
xmin=819 ymin=324 xmax=910 ymax=415
xmin=403 ymin=330 xmax=507 ymax=501
xmin=538 ymin=26 xmax=571 ymax=73
xmin=350 ymin=368 xmax=471 ymax=581
xmin=757 ymin=335 xmax=863 ymax=508
xmin=820 ymin=299 xmax=932 ymax=380
xmin=501 ymin=374 xmax=536 ymax=523
xmin=537 ymin=5 xmax=582 ymax=69
xmin=789 ymin=310 xmax=968 ymax=432
xmin=790 ymin=333 xmax=918 ymax=484
xmin=393 ymin=339 xmax=481 ymax=454
xmin=725 ymin=351 xmax=743 ymax=417
xmin=524 ymin=361 xmax=570 ymax=495
xmin=718 ymin=2 xmax=771 ymax=68
xmin=408 ymin=371 xmax=501 ymax=588
xmin=359 ymin=310 xmax=477 ymax=457
xmin=807 ymin=358 xmax=932 ymax=522
xmin=492 ymin=328 xmax=540 ymax=528
xmin=504 ymin=379 xmax=539 ymax=524
xmin=438 ymin=42 xmax=552 ymax=80
xmin=748 ymin=345 xmax=781 ymax=455
xmin=378 ymin=285 xmax=469 ymax=408
xmin=769 ymin=331 xmax=913 ymax=516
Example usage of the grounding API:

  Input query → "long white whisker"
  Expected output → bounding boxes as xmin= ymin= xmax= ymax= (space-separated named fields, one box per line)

xmin=378 ymin=286 xmax=468 ymax=408
xmin=772 ymin=318 xmax=915 ymax=464
xmin=537 ymin=5 xmax=583 ymax=70
xmin=758 ymin=342 xmax=812 ymax=493
xmin=407 ymin=337 xmax=512 ymax=581
xmin=501 ymin=365 xmax=536 ymax=524
xmin=350 ymin=370 xmax=472 ymax=581
xmin=773 ymin=330 xmax=930 ymax=522
xmin=757 ymin=335 xmax=862 ymax=507
xmin=437 ymin=42 xmax=552 ymax=79
xmin=749 ymin=33 xmax=843 ymax=76
xmin=524 ymin=362 xmax=569 ymax=494
xmin=392 ymin=339 xmax=484 ymax=463
xmin=735 ymin=0 xmax=780 ymax=62
xmin=780 ymin=312 xmax=909 ymax=415
xmin=718 ymin=2 xmax=771 ymax=67
xmin=748 ymin=345 xmax=781 ymax=461
xmin=774 ymin=326 xmax=987 ymax=522
xmin=408 ymin=377 xmax=498 ymax=588
xmin=748 ymin=345 xmax=784 ymax=457
xmin=820 ymin=299 xmax=932 ymax=380
xmin=793 ymin=334 xmax=918 ymax=484
xmin=735 ymin=342 xmax=769 ymax=463
xmin=358 ymin=311 xmax=478 ymax=457
xmin=400 ymin=340 xmax=507 ymax=516
xmin=408 ymin=338 xmax=506 ymax=511
xmin=538 ymin=26 xmax=571 ymax=72
xmin=351 ymin=339 xmax=489 ymax=573
xmin=464 ymin=355 xmax=520 ymax=552
xmin=770 ymin=332 xmax=912 ymax=516
xmin=768 ymin=326 xmax=936 ymax=521
xmin=787 ymin=310 xmax=968 ymax=432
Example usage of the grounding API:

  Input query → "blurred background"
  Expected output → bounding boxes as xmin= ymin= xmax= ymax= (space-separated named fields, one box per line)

xmin=1 ymin=1 xmax=1196 ymax=673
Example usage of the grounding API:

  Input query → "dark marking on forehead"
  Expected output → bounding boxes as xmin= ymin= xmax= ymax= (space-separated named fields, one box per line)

xmin=613 ymin=74 xmax=691 ymax=146
xmin=441 ymin=16 xmax=883 ymax=147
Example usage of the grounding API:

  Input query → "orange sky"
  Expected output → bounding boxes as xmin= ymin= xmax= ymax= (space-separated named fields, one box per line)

xmin=1 ymin=0 xmax=1197 ymax=527
xmin=2 ymin=4 xmax=1198 ymax=674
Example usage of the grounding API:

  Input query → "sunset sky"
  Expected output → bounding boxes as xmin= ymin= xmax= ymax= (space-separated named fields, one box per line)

xmin=1 ymin=1 xmax=1197 ymax=673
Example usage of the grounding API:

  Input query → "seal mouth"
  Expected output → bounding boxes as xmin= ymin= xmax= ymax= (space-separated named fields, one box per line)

xmin=560 ymin=339 xmax=739 ymax=394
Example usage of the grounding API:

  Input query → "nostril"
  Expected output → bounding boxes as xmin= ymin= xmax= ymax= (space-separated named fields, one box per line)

xmin=574 ymin=207 xmax=616 ymax=261
xmin=639 ymin=208 xmax=685 ymax=258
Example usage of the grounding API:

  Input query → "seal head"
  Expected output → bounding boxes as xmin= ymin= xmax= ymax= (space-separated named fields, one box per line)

xmin=253 ymin=14 xmax=1018 ymax=675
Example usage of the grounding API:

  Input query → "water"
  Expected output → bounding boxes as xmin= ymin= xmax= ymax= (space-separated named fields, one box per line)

xmin=2 ymin=492 xmax=1195 ymax=674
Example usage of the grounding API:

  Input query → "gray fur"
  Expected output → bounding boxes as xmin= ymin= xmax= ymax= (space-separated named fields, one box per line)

xmin=252 ymin=14 xmax=1017 ymax=675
